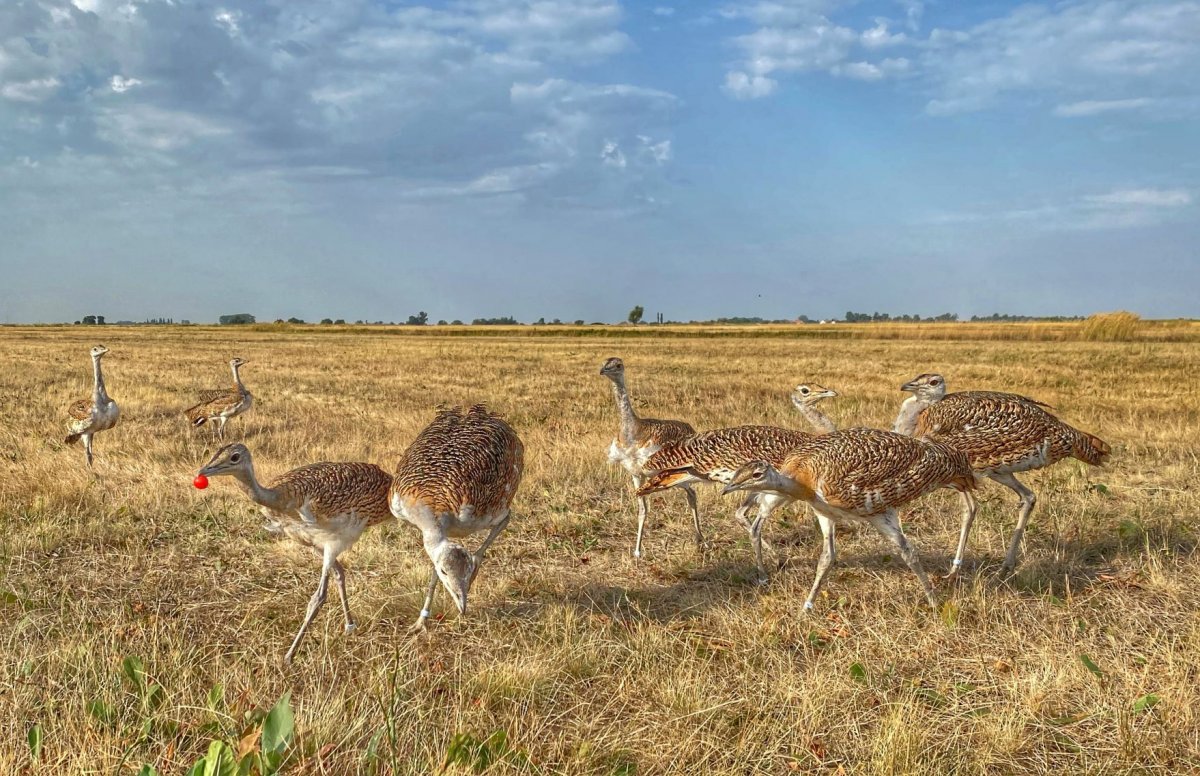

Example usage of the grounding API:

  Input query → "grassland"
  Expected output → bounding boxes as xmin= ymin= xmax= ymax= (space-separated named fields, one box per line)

xmin=1 ymin=324 xmax=1198 ymax=774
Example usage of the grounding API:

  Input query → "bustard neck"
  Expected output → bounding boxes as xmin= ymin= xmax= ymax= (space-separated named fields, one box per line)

xmin=231 ymin=362 xmax=246 ymax=392
xmin=230 ymin=461 xmax=286 ymax=511
xmin=607 ymin=374 xmax=638 ymax=442
xmin=892 ymin=395 xmax=932 ymax=436
xmin=92 ymin=355 xmax=108 ymax=402
xmin=795 ymin=401 xmax=836 ymax=434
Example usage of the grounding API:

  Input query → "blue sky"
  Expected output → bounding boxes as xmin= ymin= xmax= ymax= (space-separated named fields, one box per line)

xmin=1 ymin=0 xmax=1197 ymax=323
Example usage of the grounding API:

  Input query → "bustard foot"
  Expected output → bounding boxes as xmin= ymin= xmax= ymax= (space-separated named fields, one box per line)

xmin=941 ymin=566 xmax=962 ymax=584
xmin=407 ymin=618 xmax=430 ymax=636
xmin=344 ymin=622 xmax=357 ymax=635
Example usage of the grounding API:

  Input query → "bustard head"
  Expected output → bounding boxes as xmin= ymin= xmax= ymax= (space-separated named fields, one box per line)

xmin=430 ymin=542 xmax=473 ymax=615
xmin=197 ymin=443 xmax=253 ymax=478
xmin=90 ymin=345 xmax=110 ymax=359
xmin=230 ymin=357 xmax=248 ymax=369
xmin=722 ymin=459 xmax=787 ymax=496
xmin=791 ymin=382 xmax=838 ymax=407
xmin=900 ymin=373 xmax=947 ymax=402
xmin=599 ymin=357 xmax=625 ymax=380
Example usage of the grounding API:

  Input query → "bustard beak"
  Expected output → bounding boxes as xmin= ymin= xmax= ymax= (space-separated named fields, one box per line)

xmin=900 ymin=380 xmax=918 ymax=392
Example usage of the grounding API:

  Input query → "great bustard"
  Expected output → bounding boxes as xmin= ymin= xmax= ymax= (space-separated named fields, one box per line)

xmin=600 ymin=357 xmax=699 ymax=559
xmin=723 ymin=428 xmax=975 ymax=610
xmin=635 ymin=383 xmax=839 ymax=582
xmin=895 ymin=373 xmax=1111 ymax=576
xmin=64 ymin=345 xmax=120 ymax=468
xmin=185 ymin=357 xmax=253 ymax=438
xmin=389 ymin=405 xmax=524 ymax=630
xmin=195 ymin=444 xmax=393 ymax=664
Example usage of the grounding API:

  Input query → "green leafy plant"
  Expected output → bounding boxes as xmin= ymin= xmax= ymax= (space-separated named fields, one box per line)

xmin=27 ymin=723 xmax=43 ymax=762
xmin=156 ymin=693 xmax=295 ymax=776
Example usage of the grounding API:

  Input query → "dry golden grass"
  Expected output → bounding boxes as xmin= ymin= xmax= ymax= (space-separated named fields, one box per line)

xmin=1 ymin=325 xmax=1198 ymax=774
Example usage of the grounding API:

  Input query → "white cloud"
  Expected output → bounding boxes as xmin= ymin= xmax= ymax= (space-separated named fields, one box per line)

xmin=861 ymin=20 xmax=907 ymax=49
xmin=1053 ymin=98 xmax=1154 ymax=117
xmin=601 ymin=140 xmax=626 ymax=168
xmin=724 ymin=70 xmax=778 ymax=99
xmin=109 ymin=75 xmax=142 ymax=93
xmin=1086 ymin=188 xmax=1191 ymax=207
xmin=653 ymin=7 xmax=675 ymax=17
xmin=1 ymin=77 xmax=61 ymax=102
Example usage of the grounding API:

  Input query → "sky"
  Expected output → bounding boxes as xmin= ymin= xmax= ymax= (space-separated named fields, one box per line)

xmin=1 ymin=0 xmax=1197 ymax=324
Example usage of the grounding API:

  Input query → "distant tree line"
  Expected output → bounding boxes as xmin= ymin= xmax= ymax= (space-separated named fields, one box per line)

xmin=219 ymin=313 xmax=256 ymax=325
xmin=844 ymin=311 xmax=959 ymax=322
xmin=969 ymin=313 xmax=1085 ymax=322
xmin=76 ymin=315 xmax=106 ymax=325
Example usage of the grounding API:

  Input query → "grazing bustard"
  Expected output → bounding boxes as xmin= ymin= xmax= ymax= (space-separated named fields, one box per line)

xmin=600 ymin=357 xmax=699 ymax=558
xmin=636 ymin=383 xmax=839 ymax=582
xmin=185 ymin=357 xmax=252 ymax=438
xmin=64 ymin=345 xmax=120 ymax=467
xmin=389 ymin=405 xmax=524 ymax=631
xmin=723 ymin=428 xmax=975 ymax=610
xmin=195 ymin=444 xmax=393 ymax=664
xmin=895 ymin=373 xmax=1111 ymax=576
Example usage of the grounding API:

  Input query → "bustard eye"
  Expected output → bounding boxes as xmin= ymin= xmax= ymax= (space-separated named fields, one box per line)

xmin=930 ymin=378 xmax=941 ymax=386
xmin=799 ymin=387 xmax=809 ymax=395
xmin=230 ymin=453 xmax=241 ymax=463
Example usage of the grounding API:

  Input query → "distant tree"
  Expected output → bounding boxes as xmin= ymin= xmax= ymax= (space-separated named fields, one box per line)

xmin=451 ymin=319 xmax=463 ymax=325
xmin=472 ymin=316 xmax=518 ymax=325
xmin=74 ymin=320 xmax=81 ymax=325
xmin=335 ymin=319 xmax=345 ymax=325
xmin=628 ymin=305 xmax=644 ymax=324
xmin=320 ymin=318 xmax=334 ymax=325
xmin=574 ymin=319 xmax=585 ymax=325
xmin=97 ymin=315 xmax=106 ymax=325
xmin=406 ymin=311 xmax=429 ymax=325
xmin=82 ymin=315 xmax=97 ymax=325
xmin=287 ymin=317 xmax=305 ymax=324
xmin=552 ymin=318 xmax=562 ymax=325
xmin=219 ymin=313 xmax=256 ymax=325
xmin=534 ymin=317 xmax=546 ymax=325
xmin=437 ymin=320 xmax=448 ymax=325
xmin=355 ymin=320 xmax=364 ymax=325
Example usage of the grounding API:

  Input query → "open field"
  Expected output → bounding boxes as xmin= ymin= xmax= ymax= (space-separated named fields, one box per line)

xmin=2 ymin=324 xmax=1198 ymax=774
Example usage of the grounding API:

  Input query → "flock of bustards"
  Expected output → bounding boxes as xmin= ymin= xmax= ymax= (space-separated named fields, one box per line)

xmin=60 ymin=346 xmax=1109 ymax=664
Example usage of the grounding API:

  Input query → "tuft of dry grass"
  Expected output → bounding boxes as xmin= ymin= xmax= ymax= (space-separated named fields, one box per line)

xmin=1 ymin=325 xmax=1199 ymax=773
xmin=1081 ymin=312 xmax=1144 ymax=342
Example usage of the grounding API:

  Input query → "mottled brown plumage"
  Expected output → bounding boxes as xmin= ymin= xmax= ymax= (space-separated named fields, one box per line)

xmin=725 ymin=428 xmax=975 ymax=609
xmin=389 ymin=405 xmax=524 ymax=629
xmin=600 ymin=357 xmax=702 ymax=557
xmin=897 ymin=373 xmax=1111 ymax=574
xmin=196 ymin=443 xmax=393 ymax=664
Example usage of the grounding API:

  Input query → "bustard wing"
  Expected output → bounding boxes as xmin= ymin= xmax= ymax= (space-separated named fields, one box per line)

xmin=917 ymin=392 xmax=1090 ymax=472
xmin=270 ymin=462 xmax=394 ymax=527
xmin=637 ymin=417 xmax=695 ymax=448
xmin=67 ymin=397 xmax=94 ymax=421
xmin=783 ymin=428 xmax=974 ymax=515
xmin=391 ymin=405 xmax=525 ymax=517
xmin=196 ymin=387 xmax=234 ymax=403
xmin=644 ymin=425 xmax=813 ymax=483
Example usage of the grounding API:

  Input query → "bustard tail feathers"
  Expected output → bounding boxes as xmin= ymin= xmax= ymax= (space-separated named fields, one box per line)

xmin=636 ymin=468 xmax=702 ymax=496
xmin=1073 ymin=431 xmax=1111 ymax=466
xmin=64 ymin=432 xmax=82 ymax=444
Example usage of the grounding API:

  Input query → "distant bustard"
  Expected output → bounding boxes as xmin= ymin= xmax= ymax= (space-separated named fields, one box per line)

xmin=186 ymin=357 xmax=252 ymax=438
xmin=64 ymin=345 xmax=120 ymax=468
xmin=724 ymin=428 xmax=976 ymax=610
xmin=600 ymin=357 xmax=699 ymax=558
xmin=895 ymin=373 xmax=1111 ymax=576
xmin=389 ymin=405 xmax=524 ymax=630
xmin=196 ymin=444 xmax=393 ymax=664
xmin=637 ymin=383 xmax=839 ymax=582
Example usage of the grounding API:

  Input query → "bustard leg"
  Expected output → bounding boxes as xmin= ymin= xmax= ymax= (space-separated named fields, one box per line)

xmin=632 ymin=474 xmax=649 ymax=560
xmin=732 ymin=495 xmax=776 ymax=556
xmin=284 ymin=549 xmax=333 ymax=664
xmin=945 ymin=490 xmax=978 ymax=581
xmin=330 ymin=558 xmax=355 ymax=634
xmin=868 ymin=509 xmax=937 ymax=610
xmin=749 ymin=496 xmax=783 ymax=585
xmin=803 ymin=512 xmax=837 ymax=610
xmin=469 ymin=515 xmax=510 ymax=586
xmin=993 ymin=472 xmax=1037 ymax=575
xmin=409 ymin=566 xmax=439 ymax=633
xmin=682 ymin=486 xmax=703 ymax=548
xmin=83 ymin=434 xmax=94 ymax=468
xmin=218 ymin=416 xmax=228 ymax=440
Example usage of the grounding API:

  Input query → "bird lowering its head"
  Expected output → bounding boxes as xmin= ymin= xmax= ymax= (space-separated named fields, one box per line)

xmin=429 ymin=542 xmax=474 ymax=615
xmin=900 ymin=373 xmax=947 ymax=402
xmin=599 ymin=357 xmax=625 ymax=380
xmin=197 ymin=443 xmax=253 ymax=478
xmin=722 ymin=459 xmax=788 ymax=496
xmin=791 ymin=382 xmax=837 ymax=407
xmin=90 ymin=344 xmax=110 ymax=359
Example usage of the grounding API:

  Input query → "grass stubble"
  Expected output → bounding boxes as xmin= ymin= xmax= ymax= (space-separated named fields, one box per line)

xmin=0 ymin=325 xmax=1198 ymax=774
